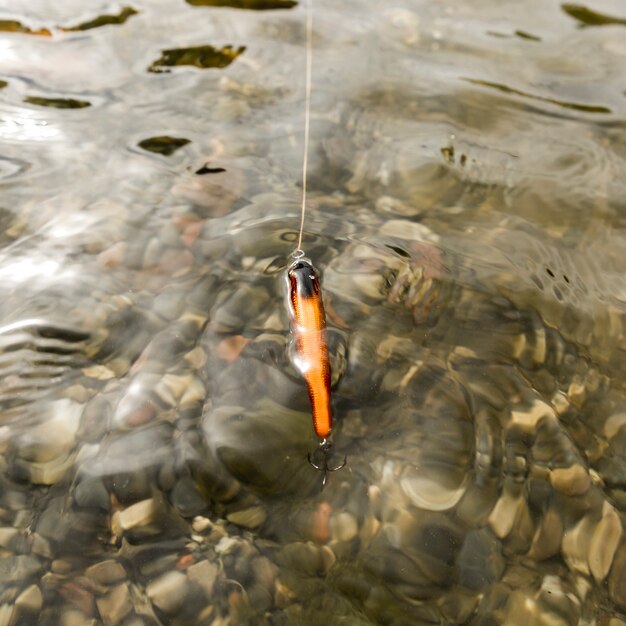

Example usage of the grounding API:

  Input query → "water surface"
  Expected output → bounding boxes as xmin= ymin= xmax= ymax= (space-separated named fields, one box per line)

xmin=0 ymin=0 xmax=625 ymax=624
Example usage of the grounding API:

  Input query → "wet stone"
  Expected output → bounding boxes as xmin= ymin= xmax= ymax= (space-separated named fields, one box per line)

xmin=58 ymin=608 xmax=97 ymax=626
xmin=562 ymin=515 xmax=594 ymax=575
xmin=59 ymin=581 xmax=96 ymax=617
xmin=226 ymin=506 xmax=267 ymax=530
xmin=457 ymin=528 xmax=505 ymax=591
xmin=549 ymin=464 xmax=590 ymax=496
xmin=85 ymin=560 xmax=127 ymax=586
xmin=111 ymin=498 xmax=156 ymax=536
xmin=74 ymin=477 xmax=110 ymax=511
xmin=609 ymin=541 xmax=626 ymax=611
xmin=0 ymin=555 xmax=42 ymax=585
xmin=31 ymin=533 xmax=53 ymax=559
xmin=14 ymin=583 xmax=43 ymax=614
xmin=0 ymin=527 xmax=20 ymax=551
xmin=95 ymin=582 xmax=132 ymax=626
xmin=251 ymin=556 xmax=278 ymax=591
xmin=330 ymin=512 xmax=358 ymax=543
xmin=400 ymin=471 xmax=466 ymax=512
xmin=528 ymin=508 xmax=563 ymax=561
xmin=171 ymin=477 xmax=207 ymax=518
xmin=246 ymin=584 xmax=273 ymax=613
xmin=589 ymin=503 xmax=622 ymax=582
xmin=146 ymin=570 xmax=188 ymax=615
xmin=187 ymin=559 xmax=218 ymax=597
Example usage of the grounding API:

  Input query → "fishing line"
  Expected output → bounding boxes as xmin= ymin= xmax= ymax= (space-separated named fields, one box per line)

xmin=296 ymin=0 xmax=313 ymax=253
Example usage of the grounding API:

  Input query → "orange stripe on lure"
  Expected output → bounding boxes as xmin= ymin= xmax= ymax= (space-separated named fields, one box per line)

xmin=287 ymin=252 xmax=346 ymax=488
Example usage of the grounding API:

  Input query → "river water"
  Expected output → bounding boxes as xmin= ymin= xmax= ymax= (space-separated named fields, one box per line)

xmin=0 ymin=0 xmax=625 ymax=624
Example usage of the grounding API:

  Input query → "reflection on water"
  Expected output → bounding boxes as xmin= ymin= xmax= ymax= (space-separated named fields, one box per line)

xmin=0 ymin=0 xmax=625 ymax=624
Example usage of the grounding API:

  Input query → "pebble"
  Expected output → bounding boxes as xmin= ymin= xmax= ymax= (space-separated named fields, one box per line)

xmin=17 ymin=399 xmax=81 ymax=463
xmin=184 ymin=347 xmax=207 ymax=369
xmin=187 ymin=559 xmax=218 ymax=597
xmin=171 ymin=477 xmax=207 ymax=518
xmin=59 ymin=608 xmax=97 ymax=626
xmin=85 ymin=560 xmax=126 ymax=586
xmin=251 ymin=556 xmax=278 ymax=592
xmin=400 ymin=473 xmax=466 ymax=512
xmin=242 ymin=583 xmax=270 ymax=613
xmin=568 ymin=381 xmax=586 ymax=407
xmin=59 ymin=581 xmax=96 ymax=616
xmin=528 ymin=508 xmax=563 ymax=561
xmin=604 ymin=413 xmax=626 ymax=440
xmin=562 ymin=515 xmax=594 ymax=575
xmin=0 ymin=528 xmax=18 ymax=551
xmin=588 ymin=503 xmax=622 ymax=583
xmin=28 ymin=452 xmax=75 ymax=485
xmin=0 ymin=556 xmax=42 ymax=585
xmin=82 ymin=365 xmax=116 ymax=381
xmin=180 ymin=377 xmax=206 ymax=409
xmin=191 ymin=516 xmax=212 ymax=534
xmin=146 ymin=570 xmax=188 ymax=615
xmin=549 ymin=464 xmax=590 ymax=496
xmin=95 ymin=583 xmax=132 ymax=626
xmin=226 ymin=506 xmax=267 ymax=530
xmin=457 ymin=528 xmax=504 ymax=591
xmin=74 ymin=478 xmax=110 ymax=511
xmin=14 ymin=583 xmax=42 ymax=613
xmin=488 ymin=490 xmax=523 ymax=540
xmin=111 ymin=498 xmax=156 ymax=536
xmin=510 ymin=399 xmax=555 ymax=431
xmin=330 ymin=512 xmax=358 ymax=543
xmin=309 ymin=502 xmax=331 ymax=544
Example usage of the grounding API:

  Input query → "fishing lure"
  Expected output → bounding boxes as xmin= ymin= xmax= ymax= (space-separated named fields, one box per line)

xmin=286 ymin=0 xmax=345 ymax=488
xmin=287 ymin=251 xmax=346 ymax=487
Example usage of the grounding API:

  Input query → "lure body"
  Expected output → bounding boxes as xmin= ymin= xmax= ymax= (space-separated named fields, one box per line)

xmin=287 ymin=257 xmax=332 ymax=440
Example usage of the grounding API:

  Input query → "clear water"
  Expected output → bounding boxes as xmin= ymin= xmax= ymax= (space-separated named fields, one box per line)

xmin=0 ymin=1 xmax=625 ymax=625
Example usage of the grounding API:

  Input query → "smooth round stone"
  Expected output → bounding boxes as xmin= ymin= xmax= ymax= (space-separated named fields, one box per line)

xmin=457 ymin=529 xmax=505 ymax=591
xmin=74 ymin=478 xmax=110 ymax=511
xmin=488 ymin=489 xmax=524 ymax=540
xmin=14 ymin=584 xmax=43 ymax=613
xmin=109 ymin=471 xmax=153 ymax=505
xmin=0 ymin=528 xmax=19 ymax=551
xmin=17 ymin=399 xmax=81 ymax=463
xmin=226 ymin=506 xmax=267 ymax=530
xmin=95 ymin=583 xmax=132 ymax=626
xmin=58 ymin=608 xmax=97 ymax=626
xmin=609 ymin=541 xmax=626 ymax=611
xmin=246 ymin=584 xmax=273 ymax=613
xmin=528 ymin=508 xmax=563 ymax=561
xmin=147 ymin=570 xmax=188 ymax=615
xmin=589 ymin=504 xmax=622 ymax=583
xmin=279 ymin=543 xmax=324 ymax=577
xmin=330 ymin=512 xmax=358 ymax=543
xmin=85 ymin=560 xmax=127 ymax=586
xmin=400 ymin=472 xmax=466 ymax=512
xmin=187 ymin=559 xmax=219 ymax=597
xmin=0 ymin=556 xmax=42 ymax=585
xmin=251 ymin=557 xmax=278 ymax=591
xmin=111 ymin=498 xmax=157 ymax=536
xmin=171 ymin=478 xmax=207 ymax=518
xmin=549 ymin=464 xmax=590 ymax=496
xmin=562 ymin=515 xmax=595 ymax=575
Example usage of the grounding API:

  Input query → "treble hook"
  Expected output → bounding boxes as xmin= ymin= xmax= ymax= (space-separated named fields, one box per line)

xmin=307 ymin=439 xmax=347 ymax=489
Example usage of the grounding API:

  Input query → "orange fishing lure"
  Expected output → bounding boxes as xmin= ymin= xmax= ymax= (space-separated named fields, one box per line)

xmin=287 ymin=256 xmax=332 ymax=439
xmin=287 ymin=252 xmax=345 ymax=487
